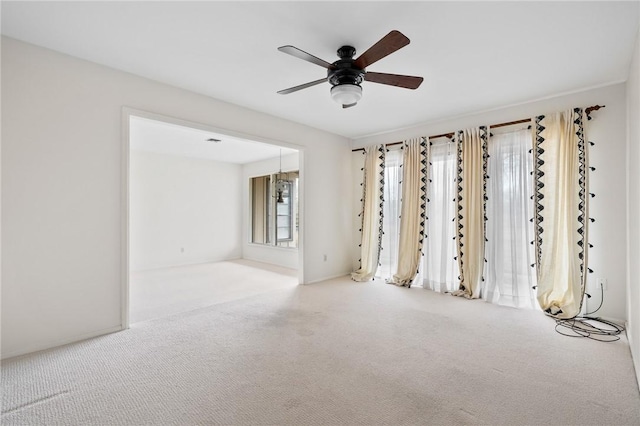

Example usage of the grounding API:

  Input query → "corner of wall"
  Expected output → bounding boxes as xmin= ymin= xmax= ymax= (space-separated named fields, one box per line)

xmin=625 ymin=22 xmax=640 ymax=390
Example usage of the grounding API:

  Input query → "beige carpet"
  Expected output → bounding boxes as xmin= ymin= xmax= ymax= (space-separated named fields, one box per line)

xmin=130 ymin=259 xmax=298 ymax=323
xmin=2 ymin=276 xmax=639 ymax=425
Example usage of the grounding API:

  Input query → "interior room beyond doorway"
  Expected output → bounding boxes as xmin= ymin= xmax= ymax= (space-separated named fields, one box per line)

xmin=128 ymin=114 xmax=301 ymax=324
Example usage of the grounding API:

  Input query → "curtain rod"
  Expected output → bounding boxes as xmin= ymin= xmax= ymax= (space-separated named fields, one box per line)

xmin=351 ymin=104 xmax=605 ymax=152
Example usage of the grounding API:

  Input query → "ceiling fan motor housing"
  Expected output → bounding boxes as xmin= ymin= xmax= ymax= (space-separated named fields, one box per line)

xmin=328 ymin=45 xmax=364 ymax=87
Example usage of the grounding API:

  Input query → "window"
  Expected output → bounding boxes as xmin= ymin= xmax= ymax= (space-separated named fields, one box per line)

xmin=276 ymin=180 xmax=294 ymax=242
xmin=420 ymin=139 xmax=458 ymax=292
xmin=378 ymin=149 xmax=402 ymax=279
xmin=484 ymin=128 xmax=537 ymax=308
xmin=251 ymin=171 xmax=298 ymax=248
xmin=251 ymin=175 xmax=271 ymax=244
xmin=375 ymin=131 xmax=537 ymax=308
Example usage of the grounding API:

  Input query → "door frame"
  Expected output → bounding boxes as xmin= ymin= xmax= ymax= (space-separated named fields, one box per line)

xmin=120 ymin=107 xmax=305 ymax=329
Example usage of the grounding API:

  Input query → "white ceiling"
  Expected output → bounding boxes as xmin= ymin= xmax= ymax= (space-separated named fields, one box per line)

xmin=2 ymin=1 xmax=639 ymax=140
xmin=130 ymin=116 xmax=297 ymax=164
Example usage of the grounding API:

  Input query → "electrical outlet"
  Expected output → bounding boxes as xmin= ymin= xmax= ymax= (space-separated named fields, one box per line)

xmin=180 ymin=247 xmax=185 ymax=253
xmin=582 ymin=293 xmax=590 ymax=315
xmin=597 ymin=278 xmax=608 ymax=291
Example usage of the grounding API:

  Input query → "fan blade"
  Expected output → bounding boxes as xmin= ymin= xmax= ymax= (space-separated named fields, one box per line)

xmin=342 ymin=103 xmax=357 ymax=109
xmin=277 ymin=78 xmax=326 ymax=95
xmin=365 ymin=72 xmax=423 ymax=89
xmin=353 ymin=30 xmax=410 ymax=69
xmin=278 ymin=45 xmax=335 ymax=69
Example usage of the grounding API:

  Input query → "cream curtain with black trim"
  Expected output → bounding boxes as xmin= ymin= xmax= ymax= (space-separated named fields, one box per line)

xmin=533 ymin=109 xmax=589 ymax=318
xmin=388 ymin=138 xmax=429 ymax=287
xmin=352 ymin=145 xmax=386 ymax=282
xmin=452 ymin=127 xmax=488 ymax=299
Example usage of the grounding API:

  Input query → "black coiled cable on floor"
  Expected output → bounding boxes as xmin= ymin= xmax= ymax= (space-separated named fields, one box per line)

xmin=555 ymin=316 xmax=625 ymax=342
xmin=554 ymin=283 xmax=625 ymax=342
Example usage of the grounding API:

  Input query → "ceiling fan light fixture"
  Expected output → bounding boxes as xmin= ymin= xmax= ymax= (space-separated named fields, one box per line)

xmin=330 ymin=84 xmax=362 ymax=105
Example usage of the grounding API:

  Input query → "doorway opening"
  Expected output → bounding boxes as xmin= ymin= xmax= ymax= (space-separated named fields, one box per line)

xmin=122 ymin=109 xmax=303 ymax=326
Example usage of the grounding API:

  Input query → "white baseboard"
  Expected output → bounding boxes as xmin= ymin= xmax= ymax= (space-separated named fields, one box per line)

xmin=303 ymin=272 xmax=351 ymax=285
xmin=131 ymin=256 xmax=241 ymax=273
xmin=1 ymin=325 xmax=123 ymax=361
xmin=583 ymin=314 xmax=626 ymax=325
xmin=626 ymin=322 xmax=640 ymax=391
xmin=241 ymin=255 xmax=297 ymax=270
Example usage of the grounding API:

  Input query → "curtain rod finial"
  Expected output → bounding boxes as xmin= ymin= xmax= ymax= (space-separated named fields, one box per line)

xmin=585 ymin=104 xmax=605 ymax=120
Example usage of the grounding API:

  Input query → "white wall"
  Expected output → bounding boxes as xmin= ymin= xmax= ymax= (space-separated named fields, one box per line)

xmin=353 ymin=83 xmax=628 ymax=322
xmin=0 ymin=26 xmax=3 ymax=361
xmin=130 ymin=150 xmax=242 ymax=271
xmin=626 ymin=27 xmax=640 ymax=388
xmin=242 ymin=153 xmax=299 ymax=269
xmin=1 ymin=37 xmax=353 ymax=359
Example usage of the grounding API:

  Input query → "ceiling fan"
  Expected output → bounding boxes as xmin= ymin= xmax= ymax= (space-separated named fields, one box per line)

xmin=277 ymin=30 xmax=424 ymax=109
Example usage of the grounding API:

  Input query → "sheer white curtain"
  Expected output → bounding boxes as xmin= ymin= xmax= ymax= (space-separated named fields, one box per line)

xmin=484 ymin=128 xmax=537 ymax=308
xmin=378 ymin=148 xmax=403 ymax=280
xmin=420 ymin=138 xmax=458 ymax=292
